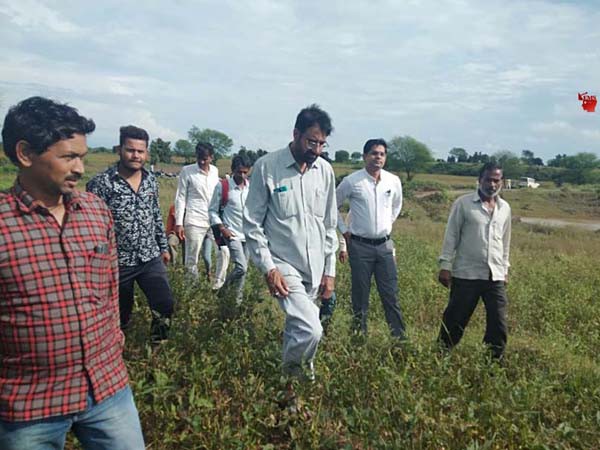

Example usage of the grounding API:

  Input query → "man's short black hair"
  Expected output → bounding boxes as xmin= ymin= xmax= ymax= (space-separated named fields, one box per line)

xmin=231 ymin=154 xmax=252 ymax=171
xmin=119 ymin=125 xmax=149 ymax=147
xmin=363 ymin=138 xmax=387 ymax=155
xmin=479 ymin=162 xmax=503 ymax=179
xmin=195 ymin=142 xmax=214 ymax=157
xmin=1 ymin=96 xmax=95 ymax=165
xmin=294 ymin=104 xmax=333 ymax=136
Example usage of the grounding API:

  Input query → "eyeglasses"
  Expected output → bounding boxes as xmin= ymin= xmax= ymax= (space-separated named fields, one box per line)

xmin=306 ymin=138 xmax=329 ymax=149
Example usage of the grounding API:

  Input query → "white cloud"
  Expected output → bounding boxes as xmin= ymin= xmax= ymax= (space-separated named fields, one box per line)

xmin=0 ymin=0 xmax=82 ymax=33
xmin=1 ymin=0 xmax=599 ymax=160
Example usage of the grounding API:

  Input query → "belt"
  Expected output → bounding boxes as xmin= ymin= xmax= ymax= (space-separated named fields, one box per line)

xmin=350 ymin=234 xmax=390 ymax=246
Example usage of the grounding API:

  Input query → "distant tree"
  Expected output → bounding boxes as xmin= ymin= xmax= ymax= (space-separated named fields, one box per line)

xmin=174 ymin=139 xmax=194 ymax=163
xmin=387 ymin=135 xmax=434 ymax=180
xmin=149 ymin=138 xmax=172 ymax=164
xmin=188 ymin=126 xmax=233 ymax=160
xmin=232 ymin=146 xmax=268 ymax=165
xmin=88 ymin=146 xmax=111 ymax=153
xmin=468 ymin=151 xmax=491 ymax=164
xmin=521 ymin=149 xmax=544 ymax=166
xmin=335 ymin=150 xmax=350 ymax=163
xmin=447 ymin=155 xmax=456 ymax=163
xmin=449 ymin=147 xmax=469 ymax=163
xmin=562 ymin=152 xmax=598 ymax=170
xmin=492 ymin=150 xmax=523 ymax=179
xmin=547 ymin=153 xmax=567 ymax=167
xmin=351 ymin=151 xmax=362 ymax=162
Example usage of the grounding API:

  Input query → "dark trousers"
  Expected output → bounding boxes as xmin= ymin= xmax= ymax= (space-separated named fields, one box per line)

xmin=119 ymin=257 xmax=175 ymax=336
xmin=348 ymin=238 xmax=406 ymax=338
xmin=438 ymin=277 xmax=508 ymax=358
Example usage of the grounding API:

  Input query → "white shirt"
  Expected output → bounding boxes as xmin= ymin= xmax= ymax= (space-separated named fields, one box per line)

xmin=208 ymin=178 xmax=249 ymax=241
xmin=336 ymin=168 xmax=403 ymax=239
xmin=439 ymin=191 xmax=512 ymax=281
xmin=243 ymin=146 xmax=338 ymax=287
xmin=174 ymin=164 xmax=219 ymax=227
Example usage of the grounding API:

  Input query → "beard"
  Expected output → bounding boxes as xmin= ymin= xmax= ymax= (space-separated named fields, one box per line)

xmin=302 ymin=150 xmax=319 ymax=165
xmin=479 ymin=185 xmax=502 ymax=198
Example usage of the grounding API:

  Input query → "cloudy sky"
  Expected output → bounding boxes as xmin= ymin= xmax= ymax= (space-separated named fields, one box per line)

xmin=1 ymin=0 xmax=598 ymax=161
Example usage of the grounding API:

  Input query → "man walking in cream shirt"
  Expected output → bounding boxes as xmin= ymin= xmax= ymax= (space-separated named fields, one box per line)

xmin=243 ymin=104 xmax=337 ymax=381
xmin=438 ymin=162 xmax=511 ymax=359
xmin=336 ymin=138 xmax=406 ymax=339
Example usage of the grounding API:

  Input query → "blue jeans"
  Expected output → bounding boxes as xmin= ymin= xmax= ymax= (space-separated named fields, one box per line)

xmin=221 ymin=239 xmax=248 ymax=303
xmin=0 ymin=385 xmax=145 ymax=450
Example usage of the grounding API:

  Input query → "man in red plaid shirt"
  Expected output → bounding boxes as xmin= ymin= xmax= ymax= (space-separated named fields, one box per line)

xmin=0 ymin=97 xmax=145 ymax=449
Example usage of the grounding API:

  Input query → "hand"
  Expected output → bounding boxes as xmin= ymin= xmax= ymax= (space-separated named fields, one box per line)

xmin=343 ymin=231 xmax=351 ymax=244
xmin=161 ymin=252 xmax=171 ymax=265
xmin=504 ymin=273 xmax=509 ymax=285
xmin=220 ymin=226 xmax=235 ymax=241
xmin=438 ymin=269 xmax=452 ymax=289
xmin=339 ymin=251 xmax=348 ymax=263
xmin=266 ymin=269 xmax=289 ymax=298
xmin=319 ymin=275 xmax=335 ymax=299
xmin=175 ymin=225 xmax=185 ymax=241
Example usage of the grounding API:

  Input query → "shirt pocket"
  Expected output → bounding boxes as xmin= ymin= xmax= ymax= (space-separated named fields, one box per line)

xmin=382 ymin=190 xmax=393 ymax=209
xmin=492 ymin=222 xmax=505 ymax=241
xmin=311 ymin=189 xmax=327 ymax=218
xmin=86 ymin=241 xmax=113 ymax=289
xmin=272 ymin=189 xmax=298 ymax=219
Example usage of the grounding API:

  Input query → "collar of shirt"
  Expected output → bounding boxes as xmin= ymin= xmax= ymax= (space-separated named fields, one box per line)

xmin=12 ymin=180 xmax=82 ymax=215
xmin=193 ymin=164 xmax=218 ymax=176
xmin=470 ymin=190 xmax=507 ymax=212
xmin=229 ymin=177 xmax=249 ymax=190
xmin=107 ymin=163 xmax=149 ymax=183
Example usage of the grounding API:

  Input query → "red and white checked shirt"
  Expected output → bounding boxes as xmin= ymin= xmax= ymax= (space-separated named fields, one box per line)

xmin=0 ymin=182 xmax=129 ymax=422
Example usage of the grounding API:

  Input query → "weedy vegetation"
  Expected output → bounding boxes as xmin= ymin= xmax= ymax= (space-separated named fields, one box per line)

xmin=2 ymin=153 xmax=597 ymax=449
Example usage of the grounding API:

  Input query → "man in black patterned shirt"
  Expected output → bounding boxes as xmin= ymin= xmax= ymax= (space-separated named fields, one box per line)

xmin=87 ymin=125 xmax=174 ymax=344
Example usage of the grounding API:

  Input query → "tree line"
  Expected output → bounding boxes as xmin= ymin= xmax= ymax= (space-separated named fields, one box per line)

xmin=85 ymin=127 xmax=599 ymax=185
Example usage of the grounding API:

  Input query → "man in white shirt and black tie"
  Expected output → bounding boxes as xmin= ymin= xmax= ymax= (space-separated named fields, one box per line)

xmin=336 ymin=138 xmax=406 ymax=339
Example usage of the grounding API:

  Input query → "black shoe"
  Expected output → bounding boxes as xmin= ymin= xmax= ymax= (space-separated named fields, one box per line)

xmin=150 ymin=310 xmax=171 ymax=344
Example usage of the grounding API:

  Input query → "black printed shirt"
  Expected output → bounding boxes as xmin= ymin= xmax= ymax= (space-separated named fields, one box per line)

xmin=87 ymin=164 xmax=168 ymax=267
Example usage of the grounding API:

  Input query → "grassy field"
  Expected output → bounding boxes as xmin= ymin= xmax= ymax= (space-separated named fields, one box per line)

xmin=2 ymin=153 xmax=599 ymax=448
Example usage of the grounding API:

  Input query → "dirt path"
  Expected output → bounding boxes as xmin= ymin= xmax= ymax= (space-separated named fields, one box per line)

xmin=519 ymin=217 xmax=600 ymax=232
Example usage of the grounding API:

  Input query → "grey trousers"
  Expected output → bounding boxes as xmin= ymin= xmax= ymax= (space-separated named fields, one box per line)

xmin=348 ymin=238 xmax=406 ymax=337
xmin=275 ymin=265 xmax=322 ymax=379
xmin=221 ymin=239 xmax=248 ymax=303
xmin=438 ymin=277 xmax=508 ymax=358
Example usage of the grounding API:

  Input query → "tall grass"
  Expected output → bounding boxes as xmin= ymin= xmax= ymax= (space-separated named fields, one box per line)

xmin=110 ymin=217 xmax=600 ymax=449
xmin=2 ymin=154 xmax=597 ymax=448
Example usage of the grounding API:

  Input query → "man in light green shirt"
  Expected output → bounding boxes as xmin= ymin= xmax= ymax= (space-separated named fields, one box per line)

xmin=438 ymin=162 xmax=512 ymax=359
xmin=243 ymin=105 xmax=337 ymax=380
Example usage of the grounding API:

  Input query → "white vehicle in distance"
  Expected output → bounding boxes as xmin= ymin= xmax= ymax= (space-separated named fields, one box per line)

xmin=518 ymin=177 xmax=540 ymax=189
